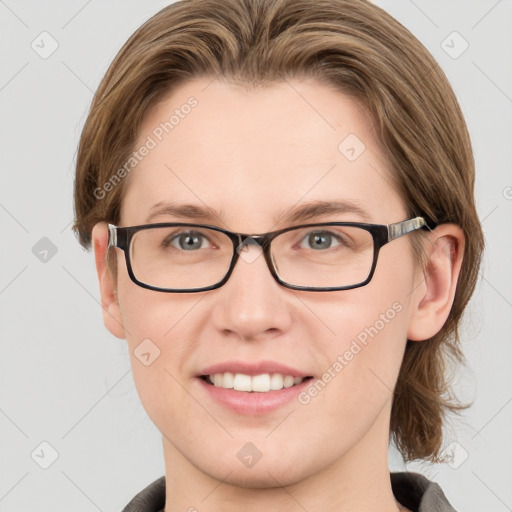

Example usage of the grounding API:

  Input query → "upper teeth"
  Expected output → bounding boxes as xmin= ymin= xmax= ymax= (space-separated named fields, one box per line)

xmin=208 ymin=373 xmax=304 ymax=392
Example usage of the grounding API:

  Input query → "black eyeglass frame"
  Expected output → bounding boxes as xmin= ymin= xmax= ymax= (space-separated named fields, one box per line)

xmin=108 ymin=216 xmax=432 ymax=293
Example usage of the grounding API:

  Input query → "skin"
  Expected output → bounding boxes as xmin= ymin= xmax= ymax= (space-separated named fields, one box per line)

xmin=92 ymin=77 xmax=464 ymax=512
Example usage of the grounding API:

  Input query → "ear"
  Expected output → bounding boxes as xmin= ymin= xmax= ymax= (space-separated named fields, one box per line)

xmin=407 ymin=223 xmax=465 ymax=341
xmin=91 ymin=222 xmax=126 ymax=339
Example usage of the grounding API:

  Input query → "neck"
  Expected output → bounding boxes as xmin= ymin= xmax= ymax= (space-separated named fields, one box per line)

xmin=162 ymin=403 xmax=403 ymax=512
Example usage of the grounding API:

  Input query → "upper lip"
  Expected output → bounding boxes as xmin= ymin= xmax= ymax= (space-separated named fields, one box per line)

xmin=199 ymin=360 xmax=311 ymax=378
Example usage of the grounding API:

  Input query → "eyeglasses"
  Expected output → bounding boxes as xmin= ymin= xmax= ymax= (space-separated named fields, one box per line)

xmin=107 ymin=217 xmax=430 ymax=293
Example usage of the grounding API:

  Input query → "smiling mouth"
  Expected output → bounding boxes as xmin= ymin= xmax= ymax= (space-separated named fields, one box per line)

xmin=200 ymin=372 xmax=313 ymax=393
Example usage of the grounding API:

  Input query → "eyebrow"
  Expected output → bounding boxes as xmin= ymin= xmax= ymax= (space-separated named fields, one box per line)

xmin=276 ymin=199 xmax=371 ymax=224
xmin=145 ymin=202 xmax=220 ymax=223
xmin=145 ymin=199 xmax=371 ymax=225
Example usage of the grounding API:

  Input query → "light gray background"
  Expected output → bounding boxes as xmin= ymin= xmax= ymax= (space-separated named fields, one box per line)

xmin=0 ymin=1 xmax=511 ymax=510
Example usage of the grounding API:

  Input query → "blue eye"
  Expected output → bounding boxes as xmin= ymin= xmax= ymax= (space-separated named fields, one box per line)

xmin=167 ymin=232 xmax=208 ymax=251
xmin=300 ymin=231 xmax=342 ymax=250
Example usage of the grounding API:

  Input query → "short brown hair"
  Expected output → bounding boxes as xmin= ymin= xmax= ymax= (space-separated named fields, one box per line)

xmin=73 ymin=0 xmax=484 ymax=461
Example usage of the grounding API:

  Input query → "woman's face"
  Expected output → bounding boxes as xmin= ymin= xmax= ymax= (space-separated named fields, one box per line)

xmin=103 ymin=78 xmax=425 ymax=487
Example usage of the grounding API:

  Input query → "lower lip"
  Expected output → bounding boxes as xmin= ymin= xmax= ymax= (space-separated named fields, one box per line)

xmin=197 ymin=377 xmax=312 ymax=416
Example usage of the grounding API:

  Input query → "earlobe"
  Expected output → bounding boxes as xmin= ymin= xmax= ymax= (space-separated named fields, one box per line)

xmin=92 ymin=222 xmax=126 ymax=339
xmin=407 ymin=224 xmax=465 ymax=342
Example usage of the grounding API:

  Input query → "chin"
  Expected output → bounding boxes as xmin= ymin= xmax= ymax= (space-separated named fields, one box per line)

xmin=210 ymin=465 xmax=306 ymax=490
xmin=196 ymin=450 xmax=314 ymax=490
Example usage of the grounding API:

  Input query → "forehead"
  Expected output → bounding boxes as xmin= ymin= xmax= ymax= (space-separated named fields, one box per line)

xmin=121 ymin=78 xmax=405 ymax=230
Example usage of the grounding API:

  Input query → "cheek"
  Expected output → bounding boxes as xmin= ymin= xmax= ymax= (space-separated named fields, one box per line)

xmin=115 ymin=272 xmax=202 ymax=404
xmin=308 ymin=296 xmax=409 ymax=399
xmin=288 ymin=297 xmax=410 ymax=470
xmin=115 ymin=257 xmax=200 ymax=343
xmin=301 ymin=244 xmax=416 ymax=413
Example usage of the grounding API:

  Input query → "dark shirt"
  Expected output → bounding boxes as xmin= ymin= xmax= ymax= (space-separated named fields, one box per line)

xmin=121 ymin=472 xmax=457 ymax=512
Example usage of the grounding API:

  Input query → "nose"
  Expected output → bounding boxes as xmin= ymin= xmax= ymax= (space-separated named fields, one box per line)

xmin=210 ymin=240 xmax=293 ymax=341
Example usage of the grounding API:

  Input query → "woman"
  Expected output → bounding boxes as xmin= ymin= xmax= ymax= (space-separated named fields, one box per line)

xmin=73 ymin=0 xmax=484 ymax=510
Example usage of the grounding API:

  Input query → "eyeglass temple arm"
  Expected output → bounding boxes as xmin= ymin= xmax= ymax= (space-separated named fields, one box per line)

xmin=387 ymin=217 xmax=428 ymax=242
xmin=108 ymin=224 xmax=118 ymax=248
